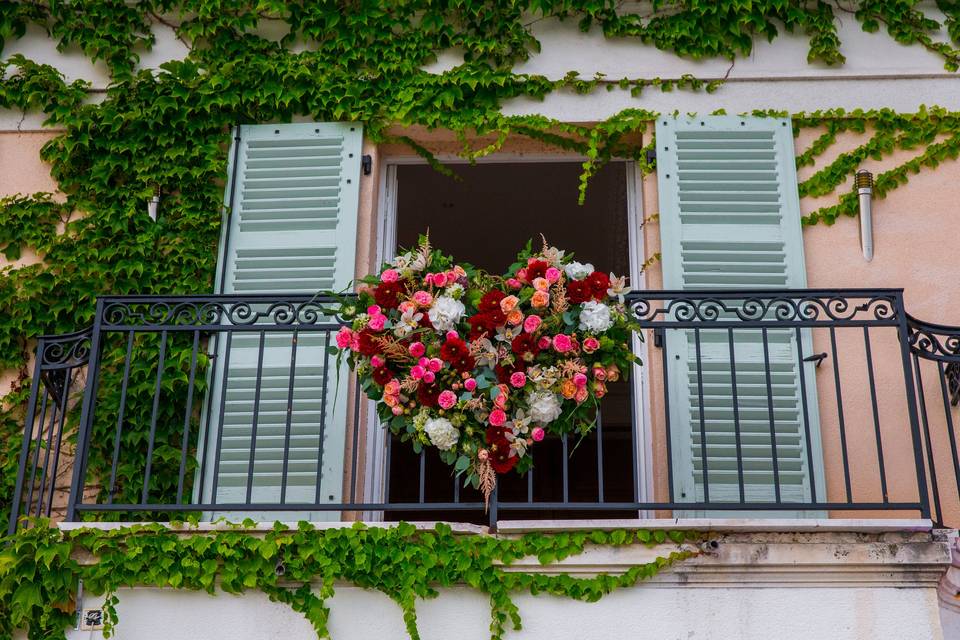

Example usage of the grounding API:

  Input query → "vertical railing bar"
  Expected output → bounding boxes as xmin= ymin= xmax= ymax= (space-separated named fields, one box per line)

xmin=350 ymin=375 xmax=361 ymax=504
xmin=418 ymin=450 xmax=426 ymax=504
xmin=596 ymin=407 xmax=605 ymax=503
xmin=454 ymin=469 xmax=461 ymax=504
xmin=526 ymin=466 xmax=533 ymax=504
xmin=314 ymin=330 xmax=332 ymax=505
xmin=67 ymin=302 xmax=106 ymax=522
xmin=561 ymin=433 xmax=569 ymax=504
xmin=659 ymin=328 xmax=675 ymax=503
xmin=936 ymin=361 xmax=960 ymax=506
xmin=913 ymin=353 xmax=942 ymax=524
xmin=727 ymin=328 xmax=745 ymax=504
xmin=761 ymin=327 xmax=782 ymax=504
xmin=693 ymin=328 xmax=710 ymax=503
xmin=107 ymin=331 xmax=135 ymax=505
xmin=894 ymin=296 xmax=930 ymax=520
xmin=45 ymin=370 xmax=72 ymax=517
xmin=210 ymin=331 xmax=234 ymax=506
xmin=628 ymin=336 xmax=640 ymax=505
xmin=141 ymin=330 xmax=168 ymax=505
xmin=34 ymin=386 xmax=60 ymax=518
xmin=39 ymin=371 xmax=73 ymax=518
xmin=863 ymin=326 xmax=888 ymax=503
xmin=244 ymin=330 xmax=267 ymax=506
xmin=24 ymin=389 xmax=50 ymax=520
xmin=279 ymin=329 xmax=300 ymax=505
xmin=794 ymin=326 xmax=818 ymax=505
xmin=384 ymin=431 xmax=393 ymax=507
xmin=8 ymin=341 xmax=46 ymax=535
xmin=176 ymin=331 xmax=201 ymax=505
xmin=829 ymin=326 xmax=853 ymax=503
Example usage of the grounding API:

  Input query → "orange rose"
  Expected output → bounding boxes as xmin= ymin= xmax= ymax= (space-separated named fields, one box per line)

xmin=532 ymin=277 xmax=550 ymax=292
xmin=605 ymin=364 xmax=620 ymax=382
xmin=500 ymin=295 xmax=520 ymax=313
xmin=531 ymin=290 xmax=550 ymax=308
xmin=560 ymin=379 xmax=577 ymax=399
xmin=507 ymin=309 xmax=524 ymax=325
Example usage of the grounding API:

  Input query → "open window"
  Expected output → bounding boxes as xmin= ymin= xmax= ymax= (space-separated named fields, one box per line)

xmin=384 ymin=160 xmax=643 ymax=522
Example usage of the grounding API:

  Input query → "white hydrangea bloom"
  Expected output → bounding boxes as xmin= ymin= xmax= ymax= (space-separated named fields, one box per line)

xmin=578 ymin=300 xmax=613 ymax=333
xmin=564 ymin=261 xmax=594 ymax=281
xmin=526 ymin=391 xmax=562 ymax=424
xmin=427 ymin=295 xmax=465 ymax=332
xmin=424 ymin=417 xmax=459 ymax=450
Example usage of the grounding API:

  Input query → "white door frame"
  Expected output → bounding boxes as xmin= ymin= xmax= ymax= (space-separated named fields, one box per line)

xmin=366 ymin=154 xmax=655 ymax=516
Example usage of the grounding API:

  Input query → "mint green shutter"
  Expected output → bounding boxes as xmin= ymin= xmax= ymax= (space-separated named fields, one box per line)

xmin=201 ymin=123 xmax=362 ymax=518
xmin=655 ymin=116 xmax=825 ymax=512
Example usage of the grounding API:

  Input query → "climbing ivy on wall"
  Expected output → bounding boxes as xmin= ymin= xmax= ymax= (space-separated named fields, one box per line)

xmin=0 ymin=520 xmax=700 ymax=640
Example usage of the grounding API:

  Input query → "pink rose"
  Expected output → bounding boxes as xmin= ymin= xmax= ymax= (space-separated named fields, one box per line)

xmin=582 ymin=337 xmax=600 ymax=353
xmin=423 ymin=371 xmax=436 ymax=384
xmin=381 ymin=269 xmax=399 ymax=283
xmin=410 ymin=365 xmax=425 ymax=379
xmin=531 ymin=427 xmax=545 ymax=442
xmin=367 ymin=305 xmax=381 ymax=316
xmin=409 ymin=342 xmax=425 ymax=357
xmin=574 ymin=386 xmax=589 ymax=403
xmin=398 ymin=301 xmax=416 ymax=314
xmin=413 ymin=290 xmax=433 ymax=306
xmin=506 ymin=278 xmax=522 ymax=289
xmin=335 ymin=327 xmax=355 ymax=349
xmin=523 ymin=315 xmax=542 ymax=334
xmin=367 ymin=314 xmax=386 ymax=331
xmin=494 ymin=393 xmax=508 ymax=409
xmin=537 ymin=336 xmax=552 ymax=350
xmin=532 ymin=277 xmax=549 ymax=292
xmin=428 ymin=358 xmax=443 ymax=372
xmin=545 ymin=267 xmax=561 ymax=283
xmin=431 ymin=272 xmax=448 ymax=287
xmin=553 ymin=334 xmax=573 ymax=353
xmin=418 ymin=357 xmax=429 ymax=367
xmin=489 ymin=409 xmax=507 ymax=427
xmin=446 ymin=330 xmax=459 ymax=340
xmin=371 ymin=355 xmax=385 ymax=368
xmin=438 ymin=390 xmax=457 ymax=410
xmin=463 ymin=378 xmax=477 ymax=391
xmin=446 ymin=270 xmax=458 ymax=284
xmin=592 ymin=365 xmax=607 ymax=381
xmin=516 ymin=268 xmax=528 ymax=282
xmin=509 ymin=371 xmax=527 ymax=388
xmin=593 ymin=380 xmax=608 ymax=398
xmin=392 ymin=405 xmax=404 ymax=416
xmin=573 ymin=372 xmax=588 ymax=387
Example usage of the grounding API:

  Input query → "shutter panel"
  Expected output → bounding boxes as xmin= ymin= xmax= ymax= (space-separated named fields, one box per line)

xmin=655 ymin=116 xmax=825 ymax=513
xmin=201 ymin=123 xmax=362 ymax=519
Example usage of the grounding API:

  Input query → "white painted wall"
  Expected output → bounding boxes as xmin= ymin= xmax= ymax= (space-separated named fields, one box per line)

xmin=3 ymin=3 xmax=960 ymax=129
xmin=63 ymin=581 xmax=945 ymax=640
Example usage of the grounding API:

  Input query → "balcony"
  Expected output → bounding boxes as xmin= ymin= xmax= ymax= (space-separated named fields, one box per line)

xmin=9 ymin=288 xmax=960 ymax=532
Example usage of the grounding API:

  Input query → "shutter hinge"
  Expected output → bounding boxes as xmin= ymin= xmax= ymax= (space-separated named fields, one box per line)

xmin=361 ymin=155 xmax=372 ymax=176
xmin=802 ymin=352 xmax=828 ymax=368
xmin=645 ymin=148 xmax=657 ymax=165
xmin=653 ymin=327 xmax=665 ymax=348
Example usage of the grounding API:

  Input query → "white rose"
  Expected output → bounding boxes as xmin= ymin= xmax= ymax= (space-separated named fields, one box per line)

xmin=427 ymin=295 xmax=465 ymax=332
xmin=526 ymin=391 xmax=562 ymax=424
xmin=578 ymin=300 xmax=613 ymax=333
xmin=424 ymin=417 xmax=459 ymax=450
xmin=564 ymin=261 xmax=594 ymax=281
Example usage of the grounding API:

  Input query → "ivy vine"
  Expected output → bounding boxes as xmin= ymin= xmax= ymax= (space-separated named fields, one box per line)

xmin=0 ymin=521 xmax=700 ymax=640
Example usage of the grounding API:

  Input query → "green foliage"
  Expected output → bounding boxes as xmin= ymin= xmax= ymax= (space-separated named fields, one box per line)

xmin=0 ymin=521 xmax=700 ymax=639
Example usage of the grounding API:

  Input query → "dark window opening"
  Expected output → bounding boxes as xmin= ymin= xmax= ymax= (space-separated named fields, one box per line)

xmin=388 ymin=161 xmax=636 ymax=524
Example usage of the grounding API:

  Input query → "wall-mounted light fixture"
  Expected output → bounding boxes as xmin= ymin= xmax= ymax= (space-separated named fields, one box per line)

xmin=856 ymin=169 xmax=874 ymax=261
xmin=147 ymin=185 xmax=161 ymax=221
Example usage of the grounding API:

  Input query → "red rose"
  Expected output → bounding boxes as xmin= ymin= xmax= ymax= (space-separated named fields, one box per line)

xmin=356 ymin=328 xmax=382 ymax=356
xmin=526 ymin=260 xmax=549 ymax=282
xmin=373 ymin=281 xmax=404 ymax=309
xmin=479 ymin=290 xmax=506 ymax=313
xmin=586 ymin=271 xmax=609 ymax=300
xmin=567 ymin=280 xmax=591 ymax=304
xmin=511 ymin=333 xmax=539 ymax=361
xmin=371 ymin=366 xmax=394 ymax=386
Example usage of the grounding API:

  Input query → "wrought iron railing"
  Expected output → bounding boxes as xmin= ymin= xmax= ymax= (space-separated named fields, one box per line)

xmin=9 ymin=289 xmax=960 ymax=532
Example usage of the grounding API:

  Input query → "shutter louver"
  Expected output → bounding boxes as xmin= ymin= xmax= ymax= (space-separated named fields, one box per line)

xmin=201 ymin=123 xmax=362 ymax=519
xmin=655 ymin=116 xmax=825 ymax=513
